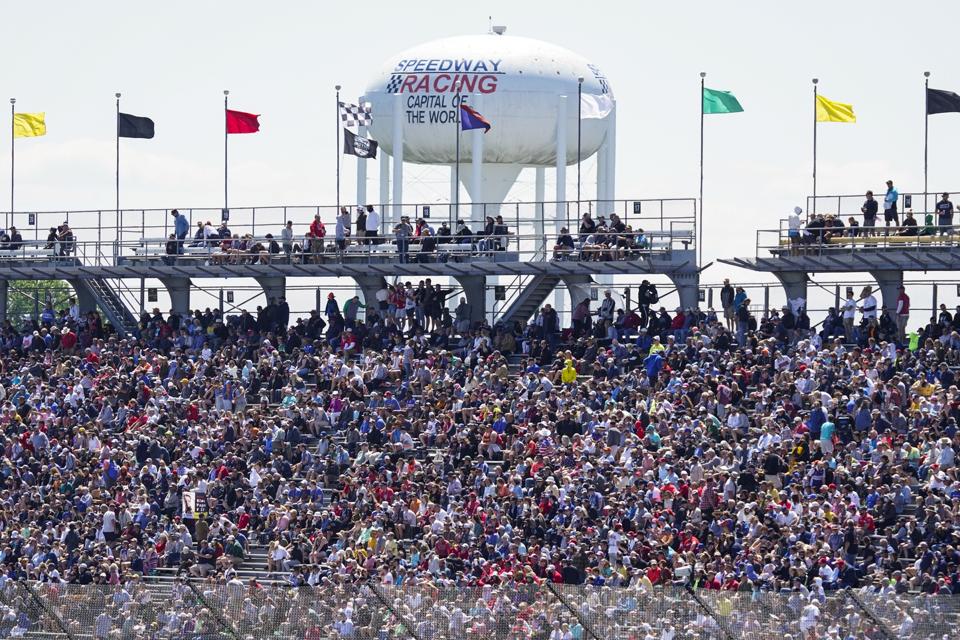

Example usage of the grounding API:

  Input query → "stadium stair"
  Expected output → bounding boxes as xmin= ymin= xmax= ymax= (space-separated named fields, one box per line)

xmin=74 ymin=278 xmax=139 ymax=337
xmin=497 ymin=274 xmax=562 ymax=327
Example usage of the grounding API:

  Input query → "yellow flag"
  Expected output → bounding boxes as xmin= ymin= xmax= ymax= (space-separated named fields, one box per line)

xmin=13 ymin=112 xmax=46 ymax=138
xmin=816 ymin=95 xmax=856 ymax=123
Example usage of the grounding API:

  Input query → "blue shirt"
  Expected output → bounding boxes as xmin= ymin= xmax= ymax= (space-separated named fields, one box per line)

xmin=885 ymin=187 xmax=898 ymax=209
xmin=174 ymin=214 xmax=189 ymax=237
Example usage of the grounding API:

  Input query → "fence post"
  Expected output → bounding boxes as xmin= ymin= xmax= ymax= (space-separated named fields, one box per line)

xmin=683 ymin=586 xmax=736 ymax=640
xmin=842 ymin=589 xmax=895 ymax=640
xmin=21 ymin=582 xmax=78 ymax=640
xmin=369 ymin=582 xmax=422 ymax=640
xmin=186 ymin=581 xmax=240 ymax=640
xmin=545 ymin=583 xmax=602 ymax=640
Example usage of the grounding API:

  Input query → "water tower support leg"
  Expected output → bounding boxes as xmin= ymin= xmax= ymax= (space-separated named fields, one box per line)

xmin=867 ymin=270 xmax=903 ymax=314
xmin=535 ymin=168 xmax=546 ymax=256
xmin=391 ymin=93 xmax=404 ymax=225
xmin=453 ymin=275 xmax=487 ymax=327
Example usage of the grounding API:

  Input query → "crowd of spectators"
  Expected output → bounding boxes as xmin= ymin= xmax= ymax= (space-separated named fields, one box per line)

xmin=0 ymin=275 xmax=956 ymax=638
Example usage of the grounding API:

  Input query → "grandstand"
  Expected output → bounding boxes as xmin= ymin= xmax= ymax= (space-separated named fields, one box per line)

xmin=0 ymin=189 xmax=955 ymax=640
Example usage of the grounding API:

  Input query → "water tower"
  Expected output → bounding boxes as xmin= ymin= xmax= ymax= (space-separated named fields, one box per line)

xmin=361 ymin=32 xmax=616 ymax=224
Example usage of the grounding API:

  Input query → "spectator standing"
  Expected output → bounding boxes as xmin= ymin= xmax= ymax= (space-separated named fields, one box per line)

xmin=355 ymin=207 xmax=367 ymax=244
xmin=365 ymin=205 xmax=380 ymax=244
xmin=281 ymin=220 xmax=294 ymax=257
xmin=861 ymin=191 xmax=878 ymax=234
xmin=842 ymin=288 xmax=856 ymax=342
xmin=895 ymin=285 xmax=910 ymax=344
xmin=638 ymin=280 xmax=658 ymax=329
xmin=335 ymin=207 xmax=351 ymax=254
xmin=859 ymin=285 xmax=877 ymax=323
xmin=735 ymin=297 xmax=752 ymax=346
xmin=172 ymin=209 xmax=189 ymax=253
xmin=394 ymin=216 xmax=412 ymax=263
xmin=720 ymin=279 xmax=735 ymax=332
xmin=599 ymin=290 xmax=615 ymax=325
xmin=937 ymin=192 xmax=954 ymax=237
xmin=883 ymin=180 xmax=899 ymax=230
xmin=788 ymin=206 xmax=802 ymax=253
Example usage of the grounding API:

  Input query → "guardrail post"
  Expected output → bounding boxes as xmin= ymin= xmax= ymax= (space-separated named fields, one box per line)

xmin=185 ymin=581 xmax=240 ymax=640
xmin=369 ymin=582 xmax=421 ymax=640
xmin=21 ymin=582 xmax=77 ymax=640
xmin=683 ymin=586 xmax=736 ymax=640
xmin=842 ymin=589 xmax=895 ymax=640
xmin=544 ymin=583 xmax=602 ymax=640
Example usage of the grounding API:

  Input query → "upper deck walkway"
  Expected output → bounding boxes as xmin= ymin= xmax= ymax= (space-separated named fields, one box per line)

xmin=0 ymin=198 xmax=697 ymax=280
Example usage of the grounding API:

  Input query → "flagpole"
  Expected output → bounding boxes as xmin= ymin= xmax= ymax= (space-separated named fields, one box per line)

xmin=699 ymin=72 xmax=705 ymax=267
xmin=335 ymin=85 xmax=341 ymax=214
xmin=812 ymin=78 xmax=818 ymax=217
xmin=577 ymin=76 xmax=583 ymax=212
xmin=224 ymin=90 xmax=229 ymax=214
xmin=9 ymin=98 xmax=14 ymax=231
xmin=924 ymin=71 xmax=930 ymax=217
xmin=454 ymin=83 xmax=461 ymax=220
xmin=115 ymin=93 xmax=121 ymax=228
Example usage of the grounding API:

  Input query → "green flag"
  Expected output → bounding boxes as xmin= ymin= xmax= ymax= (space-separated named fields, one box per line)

xmin=702 ymin=88 xmax=744 ymax=114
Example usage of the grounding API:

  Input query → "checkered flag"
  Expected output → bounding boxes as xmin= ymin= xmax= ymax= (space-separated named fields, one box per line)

xmin=386 ymin=75 xmax=403 ymax=94
xmin=339 ymin=102 xmax=372 ymax=128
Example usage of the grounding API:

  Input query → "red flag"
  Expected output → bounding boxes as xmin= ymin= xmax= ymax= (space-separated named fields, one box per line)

xmin=226 ymin=109 xmax=260 ymax=134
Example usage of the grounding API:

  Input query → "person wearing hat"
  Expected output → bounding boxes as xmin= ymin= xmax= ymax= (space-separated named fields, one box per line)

xmin=788 ymin=205 xmax=803 ymax=254
xmin=553 ymin=227 xmax=575 ymax=259
xmin=883 ymin=179 xmax=899 ymax=230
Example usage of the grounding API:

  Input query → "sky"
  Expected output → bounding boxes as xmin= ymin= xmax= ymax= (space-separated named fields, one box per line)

xmin=2 ymin=0 xmax=959 ymax=314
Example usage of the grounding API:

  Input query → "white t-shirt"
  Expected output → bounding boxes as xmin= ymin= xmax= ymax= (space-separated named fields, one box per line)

xmin=861 ymin=295 xmax=877 ymax=319
xmin=843 ymin=298 xmax=856 ymax=320
xmin=102 ymin=510 xmax=117 ymax=534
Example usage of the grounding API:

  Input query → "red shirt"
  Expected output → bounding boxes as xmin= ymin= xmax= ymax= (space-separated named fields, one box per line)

xmin=60 ymin=331 xmax=77 ymax=350
xmin=897 ymin=293 xmax=910 ymax=315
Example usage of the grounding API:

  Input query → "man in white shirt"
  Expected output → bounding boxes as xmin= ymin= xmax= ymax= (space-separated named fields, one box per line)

xmin=842 ymin=289 xmax=856 ymax=342
xmin=859 ymin=285 xmax=877 ymax=322
xmin=364 ymin=205 xmax=381 ymax=244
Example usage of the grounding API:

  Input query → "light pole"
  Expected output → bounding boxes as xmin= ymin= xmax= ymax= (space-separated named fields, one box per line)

xmin=812 ymin=78 xmax=818 ymax=216
xmin=454 ymin=83 xmax=462 ymax=219
xmin=9 ymin=97 xmax=15 ymax=230
xmin=577 ymin=76 xmax=583 ymax=211
xmin=335 ymin=84 xmax=342 ymax=214
xmin=924 ymin=70 xmax=930 ymax=217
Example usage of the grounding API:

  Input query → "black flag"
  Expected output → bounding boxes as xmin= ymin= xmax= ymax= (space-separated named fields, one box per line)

xmin=343 ymin=129 xmax=377 ymax=159
xmin=927 ymin=88 xmax=960 ymax=115
xmin=118 ymin=113 xmax=155 ymax=139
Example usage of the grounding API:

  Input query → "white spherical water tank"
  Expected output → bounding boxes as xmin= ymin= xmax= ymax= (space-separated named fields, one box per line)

xmin=365 ymin=33 xmax=614 ymax=205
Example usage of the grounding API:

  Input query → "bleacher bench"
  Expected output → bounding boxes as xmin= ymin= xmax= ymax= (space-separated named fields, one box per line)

xmin=778 ymin=234 xmax=958 ymax=248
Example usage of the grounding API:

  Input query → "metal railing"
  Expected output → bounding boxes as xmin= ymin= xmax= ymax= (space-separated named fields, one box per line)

xmin=0 ymin=229 xmax=696 ymax=270
xmin=0 ymin=580 xmax=954 ymax=640
xmin=756 ymin=222 xmax=960 ymax=259
xmin=806 ymin=188 xmax=958 ymax=219
xmin=6 ymin=197 xmax=695 ymax=253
